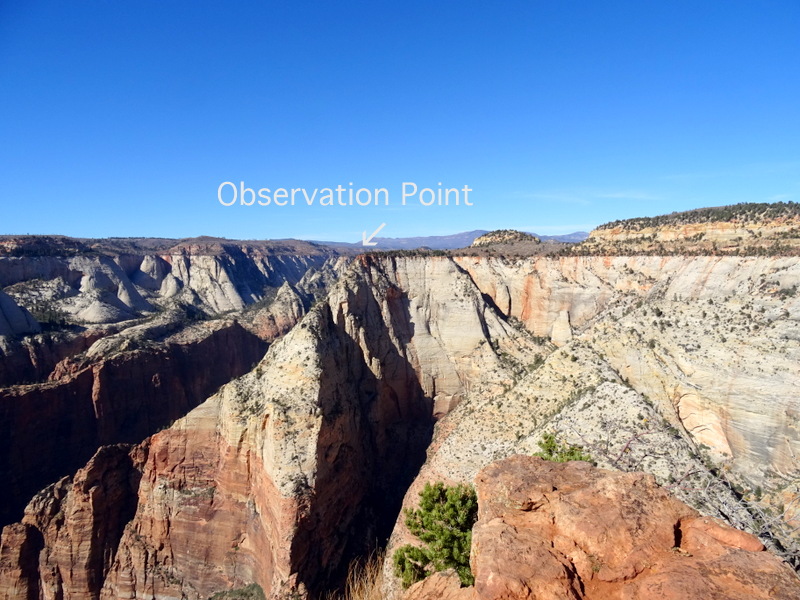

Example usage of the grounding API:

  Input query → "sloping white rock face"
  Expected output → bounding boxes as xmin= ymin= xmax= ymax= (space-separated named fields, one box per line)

xmin=0 ymin=250 xmax=337 ymax=325
xmin=0 ymin=290 xmax=39 ymax=337
xmin=448 ymin=255 xmax=800 ymax=483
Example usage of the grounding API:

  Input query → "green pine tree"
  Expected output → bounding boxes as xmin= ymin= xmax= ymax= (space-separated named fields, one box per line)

xmin=393 ymin=482 xmax=478 ymax=588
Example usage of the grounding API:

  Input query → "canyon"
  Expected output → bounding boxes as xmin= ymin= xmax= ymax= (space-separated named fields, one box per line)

xmin=0 ymin=208 xmax=799 ymax=599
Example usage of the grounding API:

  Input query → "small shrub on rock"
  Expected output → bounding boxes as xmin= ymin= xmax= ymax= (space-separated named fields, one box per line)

xmin=393 ymin=482 xmax=478 ymax=588
xmin=534 ymin=433 xmax=593 ymax=463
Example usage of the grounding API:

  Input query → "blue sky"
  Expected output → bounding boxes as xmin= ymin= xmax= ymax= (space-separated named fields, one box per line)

xmin=1 ymin=1 xmax=799 ymax=242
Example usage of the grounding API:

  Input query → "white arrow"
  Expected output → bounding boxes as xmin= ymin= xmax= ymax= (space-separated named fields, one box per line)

xmin=362 ymin=222 xmax=386 ymax=247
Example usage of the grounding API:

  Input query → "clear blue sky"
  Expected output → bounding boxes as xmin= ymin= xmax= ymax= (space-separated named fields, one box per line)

xmin=1 ymin=1 xmax=799 ymax=242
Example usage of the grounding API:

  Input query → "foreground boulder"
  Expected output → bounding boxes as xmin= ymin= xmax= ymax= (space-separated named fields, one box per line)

xmin=406 ymin=455 xmax=800 ymax=600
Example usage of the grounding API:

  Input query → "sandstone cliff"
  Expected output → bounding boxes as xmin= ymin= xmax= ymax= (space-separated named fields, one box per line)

xmin=2 ymin=247 xmax=798 ymax=599
xmin=0 ymin=237 xmax=344 ymax=326
xmin=0 ymin=316 xmax=267 ymax=529
xmin=405 ymin=455 xmax=800 ymax=600
xmin=581 ymin=203 xmax=800 ymax=255
xmin=382 ymin=254 xmax=799 ymax=595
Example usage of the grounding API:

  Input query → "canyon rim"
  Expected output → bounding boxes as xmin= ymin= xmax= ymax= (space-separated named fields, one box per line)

xmin=0 ymin=204 xmax=799 ymax=599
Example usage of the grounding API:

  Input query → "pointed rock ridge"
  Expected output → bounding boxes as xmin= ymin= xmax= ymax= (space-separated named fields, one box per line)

xmin=0 ymin=290 xmax=39 ymax=337
xmin=243 ymin=280 xmax=308 ymax=340
xmin=93 ymin=255 xmax=527 ymax=598
xmin=402 ymin=455 xmax=800 ymax=600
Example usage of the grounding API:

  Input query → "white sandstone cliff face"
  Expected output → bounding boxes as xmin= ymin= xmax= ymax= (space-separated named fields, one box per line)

xmin=0 ymin=249 xmax=340 ymax=325
xmin=0 ymin=290 xmax=39 ymax=338
xmin=381 ymin=254 xmax=800 ymax=598
xmin=448 ymin=255 xmax=800 ymax=485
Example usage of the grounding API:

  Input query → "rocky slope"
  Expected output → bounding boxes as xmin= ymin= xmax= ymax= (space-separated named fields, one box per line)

xmin=384 ymin=254 xmax=800 ymax=595
xmin=405 ymin=455 xmax=799 ymax=600
xmin=1 ymin=238 xmax=799 ymax=598
xmin=0 ymin=290 xmax=39 ymax=338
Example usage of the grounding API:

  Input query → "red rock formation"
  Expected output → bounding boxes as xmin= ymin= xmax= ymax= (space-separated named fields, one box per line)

xmin=99 ymin=293 xmax=434 ymax=599
xmin=0 ymin=445 xmax=146 ymax=600
xmin=0 ymin=320 xmax=267 ymax=528
xmin=0 ymin=523 xmax=42 ymax=600
xmin=404 ymin=571 xmax=473 ymax=600
xmin=461 ymin=456 xmax=799 ymax=600
xmin=100 ymin=401 xmax=301 ymax=600
xmin=0 ymin=326 xmax=115 ymax=387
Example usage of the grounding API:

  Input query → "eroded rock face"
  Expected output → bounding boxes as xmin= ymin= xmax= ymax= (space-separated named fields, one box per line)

xmin=0 ymin=445 xmax=146 ymax=600
xmin=404 ymin=455 xmax=800 ymax=600
xmin=0 ymin=290 xmax=39 ymax=337
xmin=449 ymin=255 xmax=800 ymax=485
xmin=4 ymin=251 xmax=799 ymax=599
xmin=0 ymin=326 xmax=116 ymax=387
xmin=0 ymin=523 xmax=42 ymax=600
xmin=80 ymin=256 xmax=528 ymax=599
xmin=0 ymin=319 xmax=267 ymax=529
xmin=0 ymin=240 xmax=341 ymax=325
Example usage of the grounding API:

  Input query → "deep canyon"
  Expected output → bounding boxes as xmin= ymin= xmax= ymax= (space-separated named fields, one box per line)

xmin=0 ymin=211 xmax=798 ymax=599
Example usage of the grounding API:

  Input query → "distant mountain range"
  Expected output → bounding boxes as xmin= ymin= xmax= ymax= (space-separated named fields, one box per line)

xmin=317 ymin=229 xmax=589 ymax=250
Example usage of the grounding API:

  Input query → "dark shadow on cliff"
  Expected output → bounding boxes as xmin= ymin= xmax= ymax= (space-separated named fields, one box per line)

xmin=290 ymin=286 xmax=432 ymax=598
xmin=0 ymin=322 xmax=267 ymax=528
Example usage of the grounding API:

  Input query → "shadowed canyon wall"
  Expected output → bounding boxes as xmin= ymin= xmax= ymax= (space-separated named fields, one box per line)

xmin=1 ymin=252 xmax=798 ymax=599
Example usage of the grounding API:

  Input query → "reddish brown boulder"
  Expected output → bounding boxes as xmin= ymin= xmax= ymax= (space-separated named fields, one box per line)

xmin=405 ymin=570 xmax=475 ymax=600
xmin=466 ymin=456 xmax=800 ymax=600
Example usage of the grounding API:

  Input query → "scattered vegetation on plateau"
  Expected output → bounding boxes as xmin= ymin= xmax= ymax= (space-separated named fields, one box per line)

xmin=471 ymin=229 xmax=540 ymax=247
xmin=534 ymin=433 xmax=594 ymax=463
xmin=596 ymin=201 xmax=800 ymax=231
xmin=393 ymin=482 xmax=478 ymax=589
xmin=28 ymin=299 xmax=70 ymax=330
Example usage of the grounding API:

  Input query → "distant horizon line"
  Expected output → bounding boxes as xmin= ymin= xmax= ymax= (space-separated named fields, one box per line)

xmin=0 ymin=228 xmax=593 ymax=244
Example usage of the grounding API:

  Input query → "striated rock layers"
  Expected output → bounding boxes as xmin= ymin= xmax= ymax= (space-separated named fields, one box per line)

xmin=0 ymin=318 xmax=267 ymax=529
xmin=0 ymin=255 xmax=531 ymax=599
xmin=0 ymin=444 xmax=146 ymax=600
xmin=2 ymin=252 xmax=799 ymax=599
xmin=0 ymin=326 xmax=120 ymax=388
xmin=405 ymin=455 xmax=800 ymax=600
